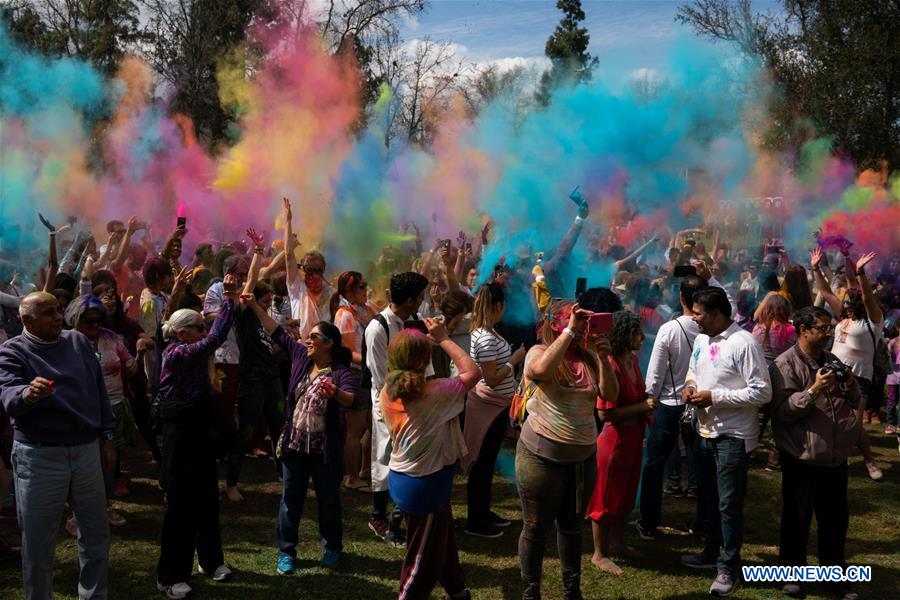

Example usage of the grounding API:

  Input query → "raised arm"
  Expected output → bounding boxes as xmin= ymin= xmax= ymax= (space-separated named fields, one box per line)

xmin=544 ymin=194 xmax=588 ymax=275
xmin=111 ymin=216 xmax=139 ymax=273
xmin=241 ymin=228 xmax=266 ymax=310
xmin=614 ymin=236 xmax=658 ymax=272
xmin=854 ymin=252 xmax=883 ymax=323
xmin=42 ymin=229 xmax=58 ymax=293
xmin=282 ymin=198 xmax=300 ymax=287
xmin=526 ymin=305 xmax=589 ymax=381
xmin=259 ymin=249 xmax=286 ymax=280
xmin=165 ymin=266 xmax=194 ymax=320
xmin=810 ymin=248 xmax=843 ymax=316
xmin=425 ymin=317 xmax=481 ymax=391
xmin=240 ymin=293 xmax=279 ymax=335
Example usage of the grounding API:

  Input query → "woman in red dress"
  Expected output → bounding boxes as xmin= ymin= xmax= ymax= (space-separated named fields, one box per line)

xmin=587 ymin=310 xmax=656 ymax=575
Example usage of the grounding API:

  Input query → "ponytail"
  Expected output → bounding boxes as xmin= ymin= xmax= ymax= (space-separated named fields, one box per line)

xmin=471 ymin=282 xmax=505 ymax=332
xmin=384 ymin=330 xmax=432 ymax=402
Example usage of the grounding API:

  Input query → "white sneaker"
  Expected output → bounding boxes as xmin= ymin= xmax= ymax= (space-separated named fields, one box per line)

xmin=199 ymin=564 xmax=232 ymax=581
xmin=866 ymin=460 xmax=883 ymax=481
xmin=156 ymin=581 xmax=191 ymax=599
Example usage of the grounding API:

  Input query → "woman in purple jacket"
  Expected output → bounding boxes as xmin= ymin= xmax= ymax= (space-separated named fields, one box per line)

xmin=155 ymin=275 xmax=239 ymax=600
xmin=241 ymin=293 xmax=357 ymax=575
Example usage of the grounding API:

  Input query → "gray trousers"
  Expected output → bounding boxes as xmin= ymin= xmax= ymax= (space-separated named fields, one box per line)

xmin=11 ymin=440 xmax=110 ymax=600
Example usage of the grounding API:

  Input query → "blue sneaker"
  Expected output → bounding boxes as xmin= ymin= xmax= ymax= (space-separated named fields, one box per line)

xmin=320 ymin=549 xmax=341 ymax=568
xmin=276 ymin=553 xmax=295 ymax=575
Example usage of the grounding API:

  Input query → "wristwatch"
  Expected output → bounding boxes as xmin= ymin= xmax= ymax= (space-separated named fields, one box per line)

xmin=806 ymin=387 xmax=819 ymax=399
xmin=101 ymin=431 xmax=114 ymax=441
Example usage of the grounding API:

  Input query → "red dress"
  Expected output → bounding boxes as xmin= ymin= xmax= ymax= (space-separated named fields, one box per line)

xmin=587 ymin=353 xmax=647 ymax=524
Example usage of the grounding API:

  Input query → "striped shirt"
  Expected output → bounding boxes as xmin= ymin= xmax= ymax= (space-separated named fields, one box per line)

xmin=470 ymin=328 xmax=517 ymax=398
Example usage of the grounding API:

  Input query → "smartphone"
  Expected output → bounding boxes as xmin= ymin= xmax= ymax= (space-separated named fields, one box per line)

xmin=465 ymin=242 xmax=472 ymax=253
xmin=403 ymin=319 xmax=429 ymax=335
xmin=575 ymin=277 xmax=587 ymax=298
xmin=767 ymin=245 xmax=783 ymax=254
xmin=177 ymin=216 xmax=187 ymax=229
xmin=442 ymin=239 xmax=451 ymax=250
xmin=584 ymin=311 xmax=614 ymax=335
xmin=674 ymin=264 xmax=697 ymax=277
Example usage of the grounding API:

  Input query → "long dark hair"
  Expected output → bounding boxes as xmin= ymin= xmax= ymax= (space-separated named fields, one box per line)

xmin=329 ymin=271 xmax=364 ymax=322
xmin=315 ymin=321 xmax=352 ymax=367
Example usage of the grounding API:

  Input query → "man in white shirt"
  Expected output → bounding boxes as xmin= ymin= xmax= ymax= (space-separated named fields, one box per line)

xmin=281 ymin=198 xmax=332 ymax=341
xmin=636 ymin=274 xmax=709 ymax=540
xmin=365 ymin=271 xmax=430 ymax=547
xmin=680 ymin=287 xmax=771 ymax=597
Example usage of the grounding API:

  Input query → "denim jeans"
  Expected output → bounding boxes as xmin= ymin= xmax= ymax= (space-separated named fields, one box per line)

xmin=696 ymin=435 xmax=750 ymax=576
xmin=11 ymin=440 xmax=109 ymax=600
xmin=638 ymin=403 xmax=697 ymax=530
xmin=277 ymin=451 xmax=343 ymax=557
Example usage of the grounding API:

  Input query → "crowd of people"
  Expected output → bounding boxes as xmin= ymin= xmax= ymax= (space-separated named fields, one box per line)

xmin=0 ymin=196 xmax=898 ymax=600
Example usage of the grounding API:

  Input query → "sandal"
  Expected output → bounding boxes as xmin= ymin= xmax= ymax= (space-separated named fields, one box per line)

xmin=343 ymin=481 xmax=372 ymax=493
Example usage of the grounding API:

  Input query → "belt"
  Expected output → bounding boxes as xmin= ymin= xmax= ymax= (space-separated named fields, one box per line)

xmin=25 ymin=440 xmax=95 ymax=448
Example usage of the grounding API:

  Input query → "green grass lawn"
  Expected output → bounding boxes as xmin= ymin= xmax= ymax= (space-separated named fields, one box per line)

xmin=1 ymin=425 xmax=897 ymax=599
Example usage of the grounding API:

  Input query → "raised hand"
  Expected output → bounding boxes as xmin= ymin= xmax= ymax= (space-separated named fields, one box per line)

xmin=282 ymin=197 xmax=292 ymax=221
xmin=424 ymin=316 xmax=449 ymax=344
xmin=810 ymin=247 xmax=823 ymax=269
xmin=246 ymin=227 xmax=265 ymax=248
xmin=855 ymin=251 xmax=876 ymax=272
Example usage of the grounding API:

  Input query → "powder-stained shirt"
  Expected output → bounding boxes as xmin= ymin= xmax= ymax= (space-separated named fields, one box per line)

xmin=203 ymin=282 xmax=240 ymax=365
xmin=381 ymin=377 xmax=468 ymax=477
xmin=287 ymin=277 xmax=332 ymax=341
xmin=832 ymin=317 xmax=883 ymax=381
xmin=685 ymin=321 xmax=772 ymax=451
xmin=95 ymin=327 xmax=133 ymax=406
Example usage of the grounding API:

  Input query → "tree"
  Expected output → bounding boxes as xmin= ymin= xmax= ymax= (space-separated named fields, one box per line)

xmin=536 ymin=0 xmax=597 ymax=105
xmin=676 ymin=0 xmax=900 ymax=169
xmin=1 ymin=0 xmax=145 ymax=75
xmin=460 ymin=62 xmax=531 ymax=118
xmin=141 ymin=0 xmax=266 ymax=145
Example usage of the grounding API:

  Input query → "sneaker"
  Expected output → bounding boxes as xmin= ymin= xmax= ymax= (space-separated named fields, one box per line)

xmin=885 ymin=424 xmax=896 ymax=434
xmin=385 ymin=528 xmax=407 ymax=548
xmin=368 ymin=516 xmax=389 ymax=540
xmin=685 ymin=487 xmax=698 ymax=499
xmin=486 ymin=510 xmax=511 ymax=528
xmin=113 ymin=479 xmax=130 ymax=498
xmin=320 ymin=549 xmax=341 ymax=568
xmin=276 ymin=553 xmax=295 ymax=575
xmin=106 ymin=508 xmax=127 ymax=527
xmin=464 ymin=521 xmax=503 ymax=539
xmin=865 ymin=460 xmax=883 ymax=481
xmin=782 ymin=583 xmax=803 ymax=598
xmin=156 ymin=581 xmax=191 ymax=599
xmin=635 ymin=520 xmax=655 ymax=541
xmin=709 ymin=571 xmax=739 ymax=596
xmin=198 ymin=564 xmax=232 ymax=581
xmin=680 ymin=553 xmax=718 ymax=569
xmin=870 ymin=413 xmax=882 ymax=426
xmin=663 ymin=483 xmax=684 ymax=496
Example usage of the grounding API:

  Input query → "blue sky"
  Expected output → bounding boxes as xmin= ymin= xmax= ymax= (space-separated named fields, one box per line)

xmin=400 ymin=1 xmax=780 ymax=77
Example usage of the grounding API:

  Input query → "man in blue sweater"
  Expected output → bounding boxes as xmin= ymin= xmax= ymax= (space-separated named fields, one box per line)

xmin=0 ymin=292 xmax=116 ymax=600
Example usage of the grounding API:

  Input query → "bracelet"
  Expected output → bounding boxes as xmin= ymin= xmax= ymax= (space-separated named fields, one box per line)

xmin=562 ymin=327 xmax=581 ymax=341
xmin=254 ymin=246 xmax=264 ymax=253
xmin=855 ymin=268 xmax=865 ymax=276
xmin=574 ymin=216 xmax=585 ymax=224
xmin=49 ymin=232 xmax=56 ymax=237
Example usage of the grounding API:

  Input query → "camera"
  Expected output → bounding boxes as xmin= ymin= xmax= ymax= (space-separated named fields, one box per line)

xmin=821 ymin=360 xmax=851 ymax=384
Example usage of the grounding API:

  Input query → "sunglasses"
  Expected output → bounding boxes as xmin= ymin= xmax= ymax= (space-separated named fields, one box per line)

xmin=81 ymin=317 xmax=102 ymax=326
xmin=309 ymin=331 xmax=330 ymax=343
xmin=809 ymin=324 xmax=834 ymax=334
xmin=303 ymin=266 xmax=324 ymax=275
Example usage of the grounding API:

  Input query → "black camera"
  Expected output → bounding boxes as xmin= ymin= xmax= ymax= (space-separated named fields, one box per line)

xmin=821 ymin=360 xmax=851 ymax=384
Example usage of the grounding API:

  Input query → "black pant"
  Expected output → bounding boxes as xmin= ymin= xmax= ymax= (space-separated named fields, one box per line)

xmin=225 ymin=377 xmax=285 ymax=486
xmin=516 ymin=442 xmax=594 ymax=600
xmin=466 ymin=410 xmax=507 ymax=525
xmin=158 ymin=422 xmax=223 ymax=585
xmin=779 ymin=453 xmax=849 ymax=568
xmin=373 ymin=490 xmax=405 ymax=534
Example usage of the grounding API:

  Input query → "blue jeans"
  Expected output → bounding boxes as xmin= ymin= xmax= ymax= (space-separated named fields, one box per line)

xmin=11 ymin=440 xmax=109 ymax=600
xmin=638 ymin=403 xmax=697 ymax=530
xmin=696 ymin=436 xmax=750 ymax=576
xmin=276 ymin=451 xmax=343 ymax=557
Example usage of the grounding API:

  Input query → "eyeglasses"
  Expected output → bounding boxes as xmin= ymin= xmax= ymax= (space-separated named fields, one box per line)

xmin=303 ymin=266 xmax=324 ymax=275
xmin=309 ymin=332 xmax=330 ymax=342
xmin=808 ymin=324 xmax=834 ymax=334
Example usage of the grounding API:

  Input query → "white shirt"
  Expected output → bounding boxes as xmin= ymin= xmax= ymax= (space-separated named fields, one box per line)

xmin=203 ymin=282 xmax=239 ymax=365
xmin=685 ymin=321 xmax=772 ymax=451
xmin=287 ymin=277 xmax=332 ymax=341
xmin=644 ymin=279 xmax=734 ymax=406
xmin=365 ymin=306 xmax=434 ymax=413
xmin=832 ymin=317 xmax=883 ymax=381
xmin=645 ymin=316 xmax=699 ymax=406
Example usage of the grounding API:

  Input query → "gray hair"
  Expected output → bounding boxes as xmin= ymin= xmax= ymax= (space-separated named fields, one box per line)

xmin=162 ymin=309 xmax=203 ymax=341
